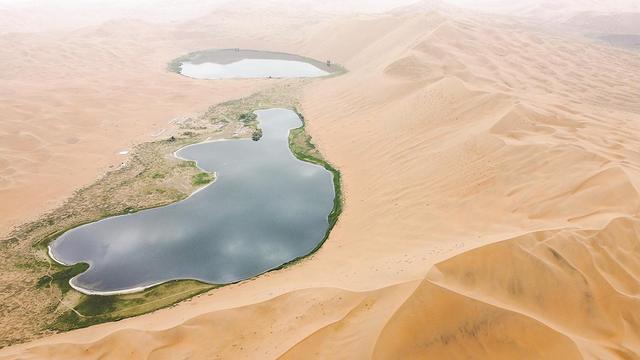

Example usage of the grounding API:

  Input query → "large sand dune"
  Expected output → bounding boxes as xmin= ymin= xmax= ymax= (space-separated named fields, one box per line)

xmin=2 ymin=0 xmax=640 ymax=358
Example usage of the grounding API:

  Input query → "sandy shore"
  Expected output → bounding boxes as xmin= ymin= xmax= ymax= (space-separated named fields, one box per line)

xmin=2 ymin=0 xmax=640 ymax=359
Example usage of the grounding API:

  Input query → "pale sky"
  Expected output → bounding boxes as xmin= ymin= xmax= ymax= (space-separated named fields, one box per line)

xmin=1 ymin=0 xmax=638 ymax=34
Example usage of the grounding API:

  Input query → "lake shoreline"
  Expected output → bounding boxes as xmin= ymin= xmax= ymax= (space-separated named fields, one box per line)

xmin=0 ymin=85 xmax=337 ymax=342
xmin=49 ymin=109 xmax=341 ymax=296
xmin=2 ymin=86 xmax=343 ymax=339
xmin=168 ymin=48 xmax=346 ymax=79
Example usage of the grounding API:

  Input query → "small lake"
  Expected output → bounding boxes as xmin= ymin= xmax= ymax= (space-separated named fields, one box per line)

xmin=49 ymin=109 xmax=335 ymax=294
xmin=174 ymin=49 xmax=335 ymax=79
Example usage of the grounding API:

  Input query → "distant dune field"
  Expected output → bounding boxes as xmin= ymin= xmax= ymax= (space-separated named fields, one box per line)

xmin=1 ymin=0 xmax=640 ymax=359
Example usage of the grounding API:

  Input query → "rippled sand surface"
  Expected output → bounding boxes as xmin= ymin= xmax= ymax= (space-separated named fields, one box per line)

xmin=2 ymin=0 xmax=640 ymax=359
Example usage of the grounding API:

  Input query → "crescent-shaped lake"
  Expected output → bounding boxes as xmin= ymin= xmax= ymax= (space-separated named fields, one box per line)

xmin=49 ymin=108 xmax=335 ymax=294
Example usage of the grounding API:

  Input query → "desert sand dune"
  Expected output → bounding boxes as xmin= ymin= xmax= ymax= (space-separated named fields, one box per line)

xmin=2 ymin=0 xmax=640 ymax=359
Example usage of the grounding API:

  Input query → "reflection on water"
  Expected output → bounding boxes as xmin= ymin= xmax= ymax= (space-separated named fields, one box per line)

xmin=50 ymin=109 xmax=335 ymax=294
xmin=180 ymin=59 xmax=329 ymax=79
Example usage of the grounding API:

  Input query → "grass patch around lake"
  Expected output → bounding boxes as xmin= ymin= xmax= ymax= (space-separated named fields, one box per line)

xmin=239 ymin=112 xmax=258 ymax=124
xmin=51 ymin=280 xmax=216 ymax=331
xmin=284 ymin=108 xmax=343 ymax=264
xmin=36 ymin=262 xmax=89 ymax=295
xmin=167 ymin=52 xmax=193 ymax=73
xmin=192 ymin=172 xmax=214 ymax=186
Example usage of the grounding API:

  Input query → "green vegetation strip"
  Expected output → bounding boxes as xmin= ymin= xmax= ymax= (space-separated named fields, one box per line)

xmin=52 ymin=280 xmax=216 ymax=331
xmin=36 ymin=263 xmax=89 ymax=295
xmin=192 ymin=172 xmax=214 ymax=186
xmin=281 ymin=109 xmax=343 ymax=268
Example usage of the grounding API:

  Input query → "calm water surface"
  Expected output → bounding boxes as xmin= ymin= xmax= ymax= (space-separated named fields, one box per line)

xmin=180 ymin=59 xmax=329 ymax=79
xmin=50 ymin=109 xmax=335 ymax=294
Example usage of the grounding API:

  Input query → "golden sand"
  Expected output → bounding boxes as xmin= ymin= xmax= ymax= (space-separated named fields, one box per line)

xmin=2 ymin=1 xmax=640 ymax=358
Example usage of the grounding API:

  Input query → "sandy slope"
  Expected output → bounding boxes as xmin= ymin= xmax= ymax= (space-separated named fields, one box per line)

xmin=2 ymin=1 xmax=640 ymax=359
xmin=0 ymin=31 xmax=265 ymax=234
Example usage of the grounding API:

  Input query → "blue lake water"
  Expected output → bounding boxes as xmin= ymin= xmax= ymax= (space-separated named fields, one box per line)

xmin=49 ymin=109 xmax=335 ymax=294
